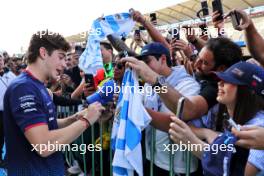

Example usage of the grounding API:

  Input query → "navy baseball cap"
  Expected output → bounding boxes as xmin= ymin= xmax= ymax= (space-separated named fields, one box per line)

xmin=214 ymin=62 xmax=264 ymax=97
xmin=136 ymin=42 xmax=171 ymax=60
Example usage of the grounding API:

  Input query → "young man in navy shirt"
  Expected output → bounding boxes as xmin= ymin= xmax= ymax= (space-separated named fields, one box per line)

xmin=3 ymin=31 xmax=105 ymax=175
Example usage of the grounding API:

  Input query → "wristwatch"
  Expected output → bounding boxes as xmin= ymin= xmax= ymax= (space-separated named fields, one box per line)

xmin=151 ymin=76 xmax=166 ymax=89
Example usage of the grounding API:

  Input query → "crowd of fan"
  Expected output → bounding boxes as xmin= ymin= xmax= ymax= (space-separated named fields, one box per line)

xmin=1 ymin=8 xmax=264 ymax=176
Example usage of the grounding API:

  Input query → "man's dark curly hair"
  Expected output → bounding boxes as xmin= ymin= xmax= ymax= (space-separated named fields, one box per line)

xmin=205 ymin=37 xmax=242 ymax=69
xmin=26 ymin=30 xmax=70 ymax=64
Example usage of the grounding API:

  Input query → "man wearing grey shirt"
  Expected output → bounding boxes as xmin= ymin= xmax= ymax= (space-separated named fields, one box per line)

xmin=136 ymin=42 xmax=200 ymax=175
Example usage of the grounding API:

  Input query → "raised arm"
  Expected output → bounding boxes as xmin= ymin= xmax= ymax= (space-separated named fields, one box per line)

xmin=131 ymin=10 xmax=170 ymax=49
xmin=122 ymin=57 xmax=209 ymax=121
xmin=225 ymin=9 xmax=264 ymax=66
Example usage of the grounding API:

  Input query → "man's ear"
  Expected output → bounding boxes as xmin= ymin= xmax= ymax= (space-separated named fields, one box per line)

xmin=39 ymin=47 xmax=47 ymax=60
xmin=216 ymin=65 xmax=227 ymax=72
xmin=161 ymin=54 xmax=167 ymax=64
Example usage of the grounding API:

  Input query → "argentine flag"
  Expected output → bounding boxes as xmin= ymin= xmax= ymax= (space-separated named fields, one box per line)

xmin=111 ymin=69 xmax=151 ymax=176
xmin=79 ymin=12 xmax=135 ymax=74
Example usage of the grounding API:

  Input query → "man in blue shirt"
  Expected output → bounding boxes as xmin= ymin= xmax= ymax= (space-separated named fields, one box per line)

xmin=3 ymin=31 xmax=105 ymax=175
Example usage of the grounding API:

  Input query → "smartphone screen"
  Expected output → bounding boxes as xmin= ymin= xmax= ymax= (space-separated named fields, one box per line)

xmin=212 ymin=0 xmax=224 ymax=21
xmin=84 ymin=74 xmax=95 ymax=88
xmin=150 ymin=13 xmax=157 ymax=25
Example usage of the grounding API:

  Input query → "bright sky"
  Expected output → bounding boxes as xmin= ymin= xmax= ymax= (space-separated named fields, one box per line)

xmin=0 ymin=0 xmax=187 ymax=55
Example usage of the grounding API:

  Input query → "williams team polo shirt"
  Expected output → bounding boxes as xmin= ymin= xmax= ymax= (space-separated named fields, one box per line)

xmin=3 ymin=71 xmax=64 ymax=176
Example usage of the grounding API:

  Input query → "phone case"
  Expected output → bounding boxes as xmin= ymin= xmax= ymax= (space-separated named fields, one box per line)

xmin=231 ymin=11 xmax=240 ymax=28
xmin=85 ymin=74 xmax=94 ymax=86
xmin=212 ymin=0 xmax=224 ymax=21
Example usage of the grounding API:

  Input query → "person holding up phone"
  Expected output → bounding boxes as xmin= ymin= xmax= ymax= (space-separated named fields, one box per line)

xmin=169 ymin=62 xmax=264 ymax=175
xmin=211 ymin=0 xmax=225 ymax=37
xmin=170 ymin=39 xmax=193 ymax=59
xmin=71 ymin=70 xmax=101 ymax=99
xmin=225 ymin=9 xmax=264 ymax=67
xmin=149 ymin=13 xmax=157 ymax=26
xmin=131 ymin=9 xmax=170 ymax=49
xmin=83 ymin=73 xmax=95 ymax=93
xmin=182 ymin=25 xmax=207 ymax=51
xmin=130 ymin=29 xmax=145 ymax=51
xmin=212 ymin=0 xmax=224 ymax=21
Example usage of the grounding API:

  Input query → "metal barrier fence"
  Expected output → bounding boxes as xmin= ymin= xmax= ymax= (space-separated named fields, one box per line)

xmin=57 ymin=105 xmax=192 ymax=176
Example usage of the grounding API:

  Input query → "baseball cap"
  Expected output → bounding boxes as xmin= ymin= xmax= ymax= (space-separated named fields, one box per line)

xmin=214 ymin=62 xmax=264 ymax=97
xmin=136 ymin=42 xmax=170 ymax=60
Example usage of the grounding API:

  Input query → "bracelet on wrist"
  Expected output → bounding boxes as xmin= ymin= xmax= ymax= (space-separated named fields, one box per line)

xmin=79 ymin=116 xmax=90 ymax=128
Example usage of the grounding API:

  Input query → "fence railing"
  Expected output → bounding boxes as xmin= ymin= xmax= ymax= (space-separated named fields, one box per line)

xmin=57 ymin=105 xmax=192 ymax=176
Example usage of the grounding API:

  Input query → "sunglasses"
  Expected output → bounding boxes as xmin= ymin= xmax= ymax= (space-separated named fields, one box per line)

xmin=113 ymin=62 xmax=125 ymax=69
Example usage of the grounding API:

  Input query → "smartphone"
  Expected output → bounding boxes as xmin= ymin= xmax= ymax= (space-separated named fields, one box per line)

xmin=230 ymin=11 xmax=241 ymax=29
xmin=84 ymin=74 xmax=95 ymax=88
xmin=212 ymin=0 xmax=224 ymax=21
xmin=134 ymin=29 xmax=140 ymax=37
xmin=150 ymin=13 xmax=157 ymax=25
xmin=227 ymin=118 xmax=241 ymax=131
xmin=139 ymin=26 xmax=145 ymax=30
xmin=176 ymin=97 xmax=185 ymax=119
xmin=201 ymin=0 xmax=209 ymax=16
xmin=171 ymin=28 xmax=180 ymax=40
xmin=75 ymin=45 xmax=84 ymax=56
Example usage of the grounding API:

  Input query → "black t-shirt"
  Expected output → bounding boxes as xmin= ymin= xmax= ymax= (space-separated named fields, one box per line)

xmin=64 ymin=66 xmax=82 ymax=88
xmin=195 ymin=74 xmax=218 ymax=109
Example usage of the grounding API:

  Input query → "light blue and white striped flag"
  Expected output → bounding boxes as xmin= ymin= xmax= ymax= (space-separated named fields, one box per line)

xmin=79 ymin=12 xmax=135 ymax=74
xmin=111 ymin=68 xmax=151 ymax=176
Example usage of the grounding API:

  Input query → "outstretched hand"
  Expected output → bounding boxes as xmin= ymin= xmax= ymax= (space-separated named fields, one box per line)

xmin=232 ymin=125 xmax=264 ymax=150
xmin=121 ymin=57 xmax=158 ymax=84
